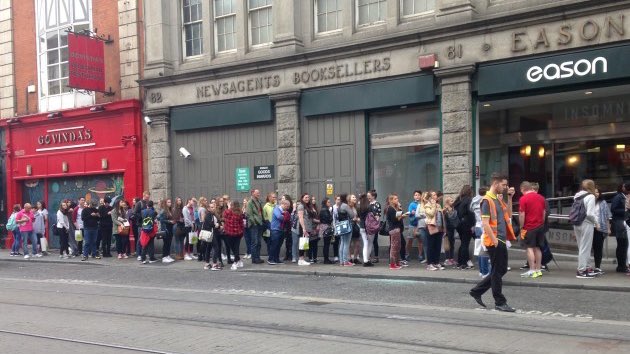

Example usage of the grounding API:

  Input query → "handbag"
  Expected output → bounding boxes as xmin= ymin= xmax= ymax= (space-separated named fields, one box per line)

xmin=118 ymin=221 xmax=130 ymax=236
xmin=442 ymin=234 xmax=450 ymax=253
xmin=40 ymin=237 xmax=48 ymax=252
xmin=188 ymin=231 xmax=199 ymax=245
xmin=378 ymin=221 xmax=389 ymax=236
xmin=298 ymin=236 xmax=310 ymax=250
xmin=74 ymin=230 xmax=83 ymax=242
xmin=334 ymin=220 xmax=351 ymax=235
xmin=199 ymin=229 xmax=214 ymax=242
xmin=473 ymin=238 xmax=482 ymax=256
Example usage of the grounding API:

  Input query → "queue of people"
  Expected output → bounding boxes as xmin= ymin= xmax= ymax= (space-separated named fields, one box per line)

xmin=5 ymin=180 xmax=630 ymax=284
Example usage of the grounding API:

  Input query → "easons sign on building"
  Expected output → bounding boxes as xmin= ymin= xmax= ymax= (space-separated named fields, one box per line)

xmin=478 ymin=44 xmax=630 ymax=96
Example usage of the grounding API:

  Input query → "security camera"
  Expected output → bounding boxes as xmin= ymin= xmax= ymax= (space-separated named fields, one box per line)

xmin=144 ymin=116 xmax=152 ymax=125
xmin=179 ymin=147 xmax=191 ymax=159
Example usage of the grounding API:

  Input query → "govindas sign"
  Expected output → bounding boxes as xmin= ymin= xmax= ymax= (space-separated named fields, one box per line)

xmin=478 ymin=44 xmax=630 ymax=96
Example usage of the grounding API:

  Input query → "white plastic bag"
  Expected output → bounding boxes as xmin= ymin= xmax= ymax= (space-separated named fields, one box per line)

xmin=40 ymin=237 xmax=48 ymax=252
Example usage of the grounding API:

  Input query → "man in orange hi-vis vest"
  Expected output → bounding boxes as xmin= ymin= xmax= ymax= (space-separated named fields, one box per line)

xmin=469 ymin=172 xmax=517 ymax=312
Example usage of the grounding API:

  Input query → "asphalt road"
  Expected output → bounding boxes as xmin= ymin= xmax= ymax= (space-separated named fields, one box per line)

xmin=1 ymin=260 xmax=629 ymax=353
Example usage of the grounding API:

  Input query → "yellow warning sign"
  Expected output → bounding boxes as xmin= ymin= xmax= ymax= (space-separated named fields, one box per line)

xmin=326 ymin=183 xmax=334 ymax=196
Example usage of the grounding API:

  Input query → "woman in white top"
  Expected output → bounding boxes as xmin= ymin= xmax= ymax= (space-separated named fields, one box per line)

xmin=34 ymin=201 xmax=49 ymax=255
xmin=573 ymin=179 xmax=598 ymax=278
xmin=56 ymin=202 xmax=71 ymax=258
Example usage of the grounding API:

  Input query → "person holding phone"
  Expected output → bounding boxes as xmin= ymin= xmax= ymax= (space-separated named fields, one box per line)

xmin=386 ymin=194 xmax=408 ymax=270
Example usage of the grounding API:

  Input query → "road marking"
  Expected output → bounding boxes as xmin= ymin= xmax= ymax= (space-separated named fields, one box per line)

xmin=516 ymin=310 xmax=593 ymax=319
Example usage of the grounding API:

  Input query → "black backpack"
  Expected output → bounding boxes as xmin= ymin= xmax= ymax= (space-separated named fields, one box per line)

xmin=568 ymin=194 xmax=591 ymax=226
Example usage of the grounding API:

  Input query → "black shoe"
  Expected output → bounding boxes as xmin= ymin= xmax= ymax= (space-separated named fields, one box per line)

xmin=324 ymin=259 xmax=333 ymax=264
xmin=541 ymin=264 xmax=549 ymax=272
xmin=227 ymin=260 xmax=234 ymax=264
xmin=519 ymin=263 xmax=530 ymax=270
xmin=81 ymin=257 xmax=88 ymax=261
xmin=615 ymin=267 xmax=629 ymax=273
xmin=469 ymin=291 xmax=486 ymax=308
xmin=372 ymin=258 xmax=379 ymax=264
xmin=576 ymin=270 xmax=595 ymax=279
xmin=495 ymin=304 xmax=516 ymax=312
xmin=355 ymin=259 xmax=363 ymax=265
xmin=363 ymin=261 xmax=374 ymax=267
xmin=252 ymin=259 xmax=264 ymax=264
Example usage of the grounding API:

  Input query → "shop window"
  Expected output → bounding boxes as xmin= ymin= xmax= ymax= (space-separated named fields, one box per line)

xmin=214 ymin=0 xmax=236 ymax=53
xmin=183 ymin=0 xmax=204 ymax=57
xmin=401 ymin=0 xmax=435 ymax=18
xmin=36 ymin=0 xmax=93 ymax=112
xmin=370 ymin=108 xmax=440 ymax=203
xmin=248 ymin=0 xmax=273 ymax=46
xmin=315 ymin=0 xmax=342 ymax=34
xmin=479 ymin=90 xmax=630 ymax=199
xmin=357 ymin=0 xmax=386 ymax=27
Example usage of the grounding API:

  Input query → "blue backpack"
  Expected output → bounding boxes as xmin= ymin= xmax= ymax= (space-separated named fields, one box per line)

xmin=5 ymin=213 xmax=16 ymax=231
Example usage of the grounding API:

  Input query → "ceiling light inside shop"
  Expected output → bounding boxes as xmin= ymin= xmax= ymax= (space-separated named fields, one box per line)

xmin=525 ymin=145 xmax=532 ymax=157
xmin=585 ymin=91 xmax=593 ymax=95
xmin=538 ymin=146 xmax=545 ymax=158
xmin=483 ymin=103 xmax=492 ymax=107
xmin=567 ymin=155 xmax=580 ymax=166
xmin=617 ymin=144 xmax=626 ymax=152
xmin=587 ymin=147 xmax=601 ymax=153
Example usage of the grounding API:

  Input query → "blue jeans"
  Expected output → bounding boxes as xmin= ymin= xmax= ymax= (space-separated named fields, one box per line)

xmin=11 ymin=229 xmax=22 ymax=254
xmin=479 ymin=256 xmax=491 ymax=276
xmin=419 ymin=227 xmax=429 ymax=261
xmin=135 ymin=225 xmax=143 ymax=257
xmin=22 ymin=230 xmax=39 ymax=256
xmin=291 ymin=231 xmax=300 ymax=261
xmin=248 ymin=225 xmax=264 ymax=261
xmin=269 ymin=229 xmax=283 ymax=263
xmin=83 ymin=228 xmax=98 ymax=257
xmin=338 ymin=232 xmax=352 ymax=264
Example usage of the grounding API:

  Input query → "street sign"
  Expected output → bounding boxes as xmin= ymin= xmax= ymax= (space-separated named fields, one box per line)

xmin=235 ymin=167 xmax=250 ymax=192
xmin=254 ymin=165 xmax=274 ymax=180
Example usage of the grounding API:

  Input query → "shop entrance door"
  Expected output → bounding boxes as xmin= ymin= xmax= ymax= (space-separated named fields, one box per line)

xmin=301 ymin=112 xmax=367 ymax=200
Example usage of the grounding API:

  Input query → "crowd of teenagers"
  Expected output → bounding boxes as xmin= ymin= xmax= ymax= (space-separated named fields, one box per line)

xmin=5 ymin=180 xmax=630 ymax=280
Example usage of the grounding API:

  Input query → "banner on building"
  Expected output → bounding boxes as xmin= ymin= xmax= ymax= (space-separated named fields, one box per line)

xmin=68 ymin=33 xmax=105 ymax=92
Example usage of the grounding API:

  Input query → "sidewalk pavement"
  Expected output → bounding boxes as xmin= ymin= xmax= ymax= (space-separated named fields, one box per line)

xmin=2 ymin=249 xmax=628 ymax=293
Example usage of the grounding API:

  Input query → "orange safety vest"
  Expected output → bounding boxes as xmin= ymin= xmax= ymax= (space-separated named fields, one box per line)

xmin=482 ymin=193 xmax=516 ymax=247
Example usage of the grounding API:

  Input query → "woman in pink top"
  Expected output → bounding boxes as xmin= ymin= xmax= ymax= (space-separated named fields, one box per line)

xmin=17 ymin=203 xmax=39 ymax=259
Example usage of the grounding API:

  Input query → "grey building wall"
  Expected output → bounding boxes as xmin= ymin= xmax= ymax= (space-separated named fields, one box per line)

xmin=140 ymin=0 xmax=630 ymax=200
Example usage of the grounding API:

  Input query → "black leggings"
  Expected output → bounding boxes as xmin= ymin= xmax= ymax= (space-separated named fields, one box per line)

xmin=457 ymin=226 xmax=473 ymax=266
xmin=202 ymin=240 xmax=213 ymax=263
xmin=323 ymin=236 xmax=339 ymax=260
xmin=428 ymin=232 xmax=442 ymax=265
xmin=373 ymin=233 xmax=379 ymax=257
xmin=226 ymin=236 xmax=242 ymax=262
xmin=58 ymin=228 xmax=69 ymax=255
xmin=116 ymin=234 xmax=130 ymax=255
xmin=592 ymin=229 xmax=606 ymax=269
xmin=162 ymin=225 xmax=173 ymax=258
xmin=308 ymin=239 xmax=319 ymax=260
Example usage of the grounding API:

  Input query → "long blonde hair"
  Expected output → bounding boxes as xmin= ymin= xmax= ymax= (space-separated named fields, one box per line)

xmin=581 ymin=179 xmax=596 ymax=194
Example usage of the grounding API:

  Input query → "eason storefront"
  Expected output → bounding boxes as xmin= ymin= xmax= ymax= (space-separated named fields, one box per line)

xmin=477 ymin=43 xmax=630 ymax=247
xmin=1 ymin=100 xmax=144 ymax=248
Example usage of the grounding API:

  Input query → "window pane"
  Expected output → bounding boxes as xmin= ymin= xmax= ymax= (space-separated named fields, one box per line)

xmin=60 ymin=78 xmax=71 ymax=93
xmin=60 ymin=62 xmax=69 ymax=77
xmin=327 ymin=12 xmax=337 ymax=30
xmin=379 ymin=0 xmax=386 ymax=20
xmin=59 ymin=31 xmax=68 ymax=46
xmin=48 ymin=80 xmax=60 ymax=95
xmin=46 ymin=31 xmax=58 ymax=50
xmin=48 ymin=64 xmax=60 ymax=79
xmin=48 ymin=49 xmax=59 ymax=64
xmin=183 ymin=5 xmax=191 ymax=23
xmin=358 ymin=5 xmax=368 ymax=24
xmin=218 ymin=34 xmax=226 ymax=52
xmin=403 ymin=0 xmax=413 ymax=16
xmin=226 ymin=32 xmax=235 ymax=50
xmin=251 ymin=10 xmax=259 ymax=27
xmin=328 ymin=0 xmax=337 ymax=11
xmin=192 ymin=3 xmax=201 ymax=22
xmin=60 ymin=47 xmax=68 ymax=62
xmin=317 ymin=14 xmax=326 ymax=32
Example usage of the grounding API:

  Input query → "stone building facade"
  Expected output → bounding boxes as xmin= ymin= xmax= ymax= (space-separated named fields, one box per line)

xmin=140 ymin=0 xmax=630 ymax=213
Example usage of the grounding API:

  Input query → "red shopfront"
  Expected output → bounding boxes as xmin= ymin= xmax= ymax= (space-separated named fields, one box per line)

xmin=1 ymin=100 xmax=144 ymax=248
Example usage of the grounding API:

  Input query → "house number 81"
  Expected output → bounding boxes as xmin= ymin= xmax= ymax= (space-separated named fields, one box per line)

xmin=447 ymin=45 xmax=463 ymax=59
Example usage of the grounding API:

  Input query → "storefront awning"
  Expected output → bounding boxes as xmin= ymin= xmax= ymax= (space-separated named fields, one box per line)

xmin=300 ymin=74 xmax=435 ymax=117
xmin=170 ymin=97 xmax=273 ymax=131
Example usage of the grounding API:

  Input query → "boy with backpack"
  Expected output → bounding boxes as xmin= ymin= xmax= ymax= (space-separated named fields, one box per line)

xmin=570 ymin=179 xmax=598 ymax=279
xmin=140 ymin=201 xmax=159 ymax=264
xmin=7 ymin=204 xmax=22 ymax=256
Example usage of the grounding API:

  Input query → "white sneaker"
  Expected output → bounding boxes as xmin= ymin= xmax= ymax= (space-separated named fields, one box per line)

xmin=59 ymin=255 xmax=64 ymax=258
xmin=244 ymin=254 xmax=251 ymax=259
xmin=520 ymin=270 xmax=534 ymax=278
xmin=222 ymin=254 xmax=227 ymax=261
xmin=35 ymin=253 xmax=43 ymax=258
xmin=298 ymin=259 xmax=311 ymax=266
xmin=467 ymin=260 xmax=474 ymax=268
xmin=333 ymin=257 xmax=339 ymax=262
xmin=162 ymin=257 xmax=171 ymax=263
xmin=167 ymin=256 xmax=175 ymax=263
xmin=24 ymin=255 xmax=31 ymax=259
xmin=237 ymin=260 xmax=244 ymax=268
xmin=137 ymin=256 xmax=142 ymax=261
xmin=231 ymin=264 xmax=238 ymax=270
xmin=184 ymin=254 xmax=193 ymax=261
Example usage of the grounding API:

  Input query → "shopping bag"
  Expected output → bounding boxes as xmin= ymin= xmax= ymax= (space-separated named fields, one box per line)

xmin=442 ymin=234 xmax=450 ymax=253
xmin=74 ymin=230 xmax=83 ymax=242
xmin=188 ymin=231 xmax=199 ymax=245
xmin=298 ymin=236 xmax=310 ymax=250
xmin=199 ymin=229 xmax=214 ymax=242
xmin=473 ymin=238 xmax=482 ymax=256
xmin=40 ymin=237 xmax=48 ymax=252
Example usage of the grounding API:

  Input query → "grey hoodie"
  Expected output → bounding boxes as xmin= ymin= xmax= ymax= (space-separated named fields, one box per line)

xmin=574 ymin=190 xmax=597 ymax=226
